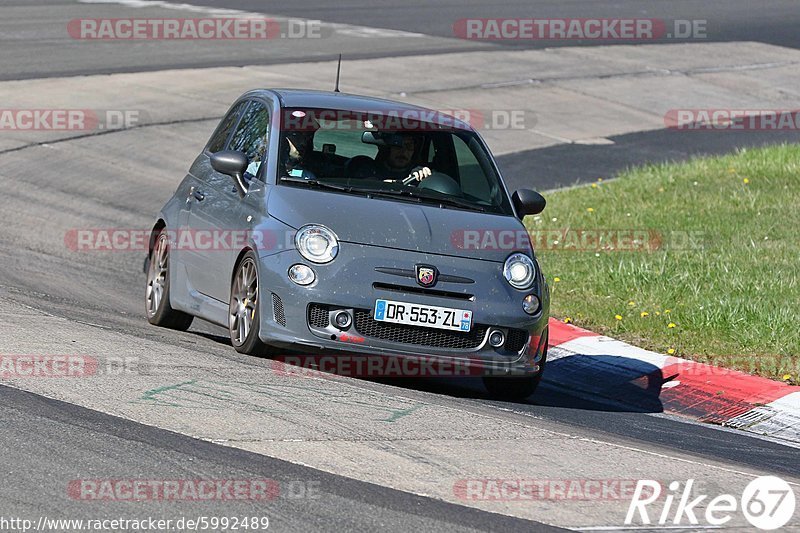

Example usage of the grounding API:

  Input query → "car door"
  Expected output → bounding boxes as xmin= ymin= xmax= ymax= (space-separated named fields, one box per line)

xmin=183 ymin=99 xmax=271 ymax=303
xmin=176 ymin=100 xmax=246 ymax=296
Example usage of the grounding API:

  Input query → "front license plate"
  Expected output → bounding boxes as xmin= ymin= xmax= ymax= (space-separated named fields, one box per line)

xmin=373 ymin=299 xmax=472 ymax=332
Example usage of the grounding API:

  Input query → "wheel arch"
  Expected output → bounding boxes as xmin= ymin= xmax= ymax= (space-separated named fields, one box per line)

xmin=231 ymin=246 xmax=256 ymax=287
xmin=148 ymin=219 xmax=167 ymax=257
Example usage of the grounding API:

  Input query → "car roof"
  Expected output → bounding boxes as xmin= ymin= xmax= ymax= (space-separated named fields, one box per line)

xmin=243 ymin=88 xmax=474 ymax=131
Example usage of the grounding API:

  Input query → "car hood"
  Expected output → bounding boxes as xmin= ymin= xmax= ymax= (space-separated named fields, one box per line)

xmin=268 ymin=185 xmax=532 ymax=262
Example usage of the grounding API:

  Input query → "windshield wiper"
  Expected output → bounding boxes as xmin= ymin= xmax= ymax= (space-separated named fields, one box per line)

xmin=281 ymin=178 xmax=485 ymax=212
xmin=282 ymin=178 xmax=424 ymax=204
xmin=281 ymin=177 xmax=355 ymax=193
xmin=369 ymin=188 xmax=486 ymax=212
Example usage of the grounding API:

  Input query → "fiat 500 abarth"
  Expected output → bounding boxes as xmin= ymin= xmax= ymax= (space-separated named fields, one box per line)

xmin=145 ymin=89 xmax=549 ymax=399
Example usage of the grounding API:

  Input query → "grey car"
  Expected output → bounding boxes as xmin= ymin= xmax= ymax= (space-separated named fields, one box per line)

xmin=145 ymin=89 xmax=550 ymax=399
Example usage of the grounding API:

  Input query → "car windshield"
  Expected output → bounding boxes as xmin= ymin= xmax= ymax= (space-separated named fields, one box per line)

xmin=277 ymin=107 xmax=514 ymax=215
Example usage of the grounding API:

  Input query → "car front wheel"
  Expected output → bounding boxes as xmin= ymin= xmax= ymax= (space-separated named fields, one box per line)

xmin=229 ymin=252 xmax=271 ymax=356
xmin=482 ymin=350 xmax=546 ymax=401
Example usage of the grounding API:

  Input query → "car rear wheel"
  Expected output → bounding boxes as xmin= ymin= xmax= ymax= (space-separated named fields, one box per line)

xmin=229 ymin=252 xmax=271 ymax=356
xmin=145 ymin=229 xmax=194 ymax=331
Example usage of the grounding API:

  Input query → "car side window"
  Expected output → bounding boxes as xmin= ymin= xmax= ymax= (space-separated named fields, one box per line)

xmin=229 ymin=100 xmax=271 ymax=181
xmin=453 ymin=134 xmax=491 ymax=202
xmin=207 ymin=101 xmax=247 ymax=153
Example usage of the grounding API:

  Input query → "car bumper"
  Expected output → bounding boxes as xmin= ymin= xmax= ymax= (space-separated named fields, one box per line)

xmin=255 ymin=243 xmax=549 ymax=377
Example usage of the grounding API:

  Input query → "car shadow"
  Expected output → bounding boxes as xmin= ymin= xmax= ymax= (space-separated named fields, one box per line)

xmin=187 ymin=326 xmax=669 ymax=414
xmin=362 ymin=354 xmax=670 ymax=414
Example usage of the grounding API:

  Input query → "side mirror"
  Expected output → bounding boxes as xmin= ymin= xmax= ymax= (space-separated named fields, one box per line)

xmin=211 ymin=150 xmax=249 ymax=196
xmin=512 ymin=189 xmax=546 ymax=219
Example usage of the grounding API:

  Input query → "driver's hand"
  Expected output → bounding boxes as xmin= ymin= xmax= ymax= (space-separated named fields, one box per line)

xmin=402 ymin=166 xmax=432 ymax=186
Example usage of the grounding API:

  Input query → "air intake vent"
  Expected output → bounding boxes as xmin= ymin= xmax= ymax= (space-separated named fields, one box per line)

xmin=308 ymin=303 xmax=330 ymax=328
xmin=504 ymin=328 xmax=529 ymax=353
xmin=272 ymin=293 xmax=286 ymax=327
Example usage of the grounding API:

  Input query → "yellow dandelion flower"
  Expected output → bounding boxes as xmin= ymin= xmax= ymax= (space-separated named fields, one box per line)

xmin=563 ymin=317 xmax=573 ymax=324
xmin=553 ymin=277 xmax=561 ymax=283
xmin=597 ymin=178 xmax=603 ymax=182
xmin=667 ymin=322 xmax=676 ymax=329
xmin=743 ymin=178 xmax=750 ymax=184
xmin=667 ymin=348 xmax=675 ymax=355
xmin=628 ymin=301 xmax=636 ymax=307
xmin=783 ymin=374 xmax=792 ymax=381
xmin=615 ymin=314 xmax=623 ymax=321
xmin=655 ymin=311 xmax=661 ymax=316
xmin=664 ymin=309 xmax=671 ymax=314
xmin=586 ymin=207 xmax=595 ymax=213
xmin=640 ymin=311 xmax=649 ymax=317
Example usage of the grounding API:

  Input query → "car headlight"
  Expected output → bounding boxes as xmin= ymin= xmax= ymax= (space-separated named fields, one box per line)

xmin=295 ymin=225 xmax=339 ymax=263
xmin=503 ymin=253 xmax=536 ymax=289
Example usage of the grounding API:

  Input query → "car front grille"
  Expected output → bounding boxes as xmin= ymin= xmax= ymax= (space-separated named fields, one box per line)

xmin=353 ymin=309 xmax=487 ymax=350
xmin=308 ymin=303 xmax=528 ymax=352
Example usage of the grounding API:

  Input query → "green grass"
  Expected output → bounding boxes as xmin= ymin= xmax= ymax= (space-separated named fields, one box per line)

xmin=529 ymin=144 xmax=800 ymax=381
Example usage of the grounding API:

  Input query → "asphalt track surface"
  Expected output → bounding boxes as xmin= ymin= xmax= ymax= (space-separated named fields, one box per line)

xmin=2 ymin=1 xmax=800 ymax=531
xmin=0 ymin=385 xmax=562 ymax=532
xmin=165 ymin=0 xmax=800 ymax=50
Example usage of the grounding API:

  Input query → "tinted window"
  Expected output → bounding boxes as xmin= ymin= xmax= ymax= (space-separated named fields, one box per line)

xmin=230 ymin=101 xmax=271 ymax=180
xmin=276 ymin=107 xmax=513 ymax=215
xmin=314 ymin=127 xmax=377 ymax=159
xmin=207 ymin=101 xmax=247 ymax=153
xmin=453 ymin=135 xmax=491 ymax=202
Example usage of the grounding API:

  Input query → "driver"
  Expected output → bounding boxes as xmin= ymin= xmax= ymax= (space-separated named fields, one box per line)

xmin=377 ymin=133 xmax=424 ymax=181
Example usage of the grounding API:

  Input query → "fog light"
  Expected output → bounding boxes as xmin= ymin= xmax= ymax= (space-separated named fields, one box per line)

xmin=288 ymin=264 xmax=315 ymax=286
xmin=522 ymin=294 xmax=540 ymax=315
xmin=334 ymin=311 xmax=352 ymax=329
xmin=488 ymin=329 xmax=505 ymax=348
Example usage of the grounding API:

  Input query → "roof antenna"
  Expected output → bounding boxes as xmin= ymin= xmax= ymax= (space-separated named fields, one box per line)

xmin=334 ymin=54 xmax=342 ymax=93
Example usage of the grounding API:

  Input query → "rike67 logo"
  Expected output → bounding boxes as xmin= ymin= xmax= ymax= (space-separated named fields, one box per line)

xmin=626 ymin=477 xmax=796 ymax=530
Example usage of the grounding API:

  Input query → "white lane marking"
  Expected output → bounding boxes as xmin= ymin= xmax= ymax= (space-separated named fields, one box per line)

xmin=556 ymin=334 xmax=673 ymax=369
xmin=576 ymin=526 xmax=722 ymax=531
xmin=77 ymin=0 xmax=428 ymax=38
xmin=769 ymin=391 xmax=800 ymax=411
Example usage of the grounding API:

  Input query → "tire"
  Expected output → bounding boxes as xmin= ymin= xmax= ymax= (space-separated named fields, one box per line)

xmin=229 ymin=251 xmax=271 ymax=356
xmin=145 ymin=229 xmax=194 ymax=331
xmin=482 ymin=349 xmax=547 ymax=401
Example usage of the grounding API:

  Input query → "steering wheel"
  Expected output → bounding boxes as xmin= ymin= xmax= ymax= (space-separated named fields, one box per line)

xmin=402 ymin=166 xmax=433 ymax=186
xmin=404 ymin=166 xmax=463 ymax=197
